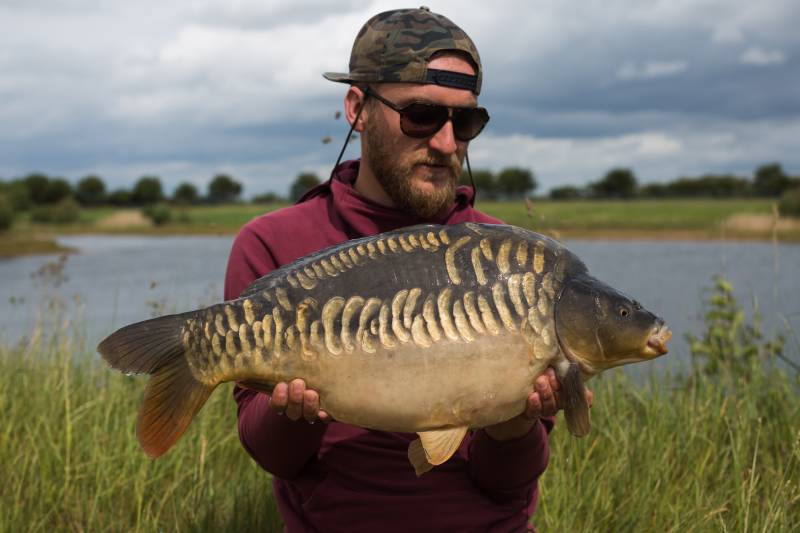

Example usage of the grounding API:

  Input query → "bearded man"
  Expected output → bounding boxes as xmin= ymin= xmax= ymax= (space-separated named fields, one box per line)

xmin=225 ymin=7 xmax=584 ymax=532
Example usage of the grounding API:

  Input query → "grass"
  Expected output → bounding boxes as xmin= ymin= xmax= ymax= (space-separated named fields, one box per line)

xmin=0 ymin=322 xmax=283 ymax=533
xmin=5 ymin=199 xmax=798 ymax=249
xmin=2 ymin=298 xmax=798 ymax=531
xmin=488 ymin=198 xmax=773 ymax=232
xmin=537 ymin=370 xmax=800 ymax=531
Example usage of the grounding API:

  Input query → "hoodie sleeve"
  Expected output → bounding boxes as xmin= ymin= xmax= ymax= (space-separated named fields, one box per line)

xmin=467 ymin=417 xmax=554 ymax=504
xmin=225 ymin=224 xmax=327 ymax=480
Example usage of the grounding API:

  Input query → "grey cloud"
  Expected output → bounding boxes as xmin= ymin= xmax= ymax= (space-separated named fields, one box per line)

xmin=1 ymin=0 xmax=798 ymax=197
xmin=740 ymin=47 xmax=787 ymax=65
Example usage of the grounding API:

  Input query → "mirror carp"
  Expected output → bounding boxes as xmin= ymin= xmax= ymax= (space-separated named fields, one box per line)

xmin=98 ymin=223 xmax=671 ymax=475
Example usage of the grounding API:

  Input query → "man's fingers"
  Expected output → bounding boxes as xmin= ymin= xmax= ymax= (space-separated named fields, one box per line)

xmin=546 ymin=367 xmax=560 ymax=392
xmin=586 ymin=388 xmax=594 ymax=408
xmin=535 ymin=376 xmax=558 ymax=416
xmin=285 ymin=379 xmax=306 ymax=420
xmin=270 ymin=382 xmax=289 ymax=413
xmin=523 ymin=391 xmax=542 ymax=420
xmin=303 ymin=389 xmax=320 ymax=423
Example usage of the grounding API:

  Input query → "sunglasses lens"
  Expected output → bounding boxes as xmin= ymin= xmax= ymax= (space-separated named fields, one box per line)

xmin=452 ymin=107 xmax=489 ymax=141
xmin=400 ymin=103 xmax=449 ymax=138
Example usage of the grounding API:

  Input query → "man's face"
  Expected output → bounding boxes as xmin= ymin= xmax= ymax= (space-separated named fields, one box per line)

xmin=362 ymin=55 xmax=478 ymax=219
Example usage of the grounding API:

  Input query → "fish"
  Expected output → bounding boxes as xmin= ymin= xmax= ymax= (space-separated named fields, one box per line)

xmin=98 ymin=223 xmax=671 ymax=475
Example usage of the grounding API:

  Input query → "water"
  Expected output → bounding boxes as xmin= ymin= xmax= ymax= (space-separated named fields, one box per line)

xmin=1 ymin=235 xmax=798 ymax=374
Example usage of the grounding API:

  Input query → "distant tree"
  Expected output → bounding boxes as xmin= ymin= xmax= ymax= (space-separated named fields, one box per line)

xmin=462 ymin=169 xmax=498 ymax=200
xmin=252 ymin=192 xmax=284 ymax=204
xmin=0 ymin=179 xmax=31 ymax=211
xmin=289 ymin=173 xmax=321 ymax=202
xmin=496 ymin=167 xmax=537 ymax=198
xmin=590 ymin=168 xmax=638 ymax=199
xmin=779 ymin=187 xmax=800 ymax=218
xmin=107 ymin=189 xmax=132 ymax=206
xmin=549 ymin=185 xmax=582 ymax=200
xmin=23 ymin=173 xmax=51 ymax=204
xmin=207 ymin=174 xmax=243 ymax=204
xmin=753 ymin=163 xmax=791 ymax=197
xmin=42 ymin=178 xmax=73 ymax=204
xmin=173 ymin=182 xmax=199 ymax=205
xmin=0 ymin=192 xmax=13 ymax=230
xmin=30 ymin=197 xmax=80 ymax=224
xmin=132 ymin=176 xmax=164 ymax=205
xmin=75 ymin=175 xmax=106 ymax=206
xmin=639 ymin=182 xmax=669 ymax=198
xmin=666 ymin=175 xmax=750 ymax=198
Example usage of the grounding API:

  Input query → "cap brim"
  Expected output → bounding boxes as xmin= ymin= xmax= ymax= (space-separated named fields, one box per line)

xmin=323 ymin=72 xmax=353 ymax=83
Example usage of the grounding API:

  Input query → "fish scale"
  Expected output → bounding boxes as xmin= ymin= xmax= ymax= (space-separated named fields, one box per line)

xmin=98 ymin=222 xmax=671 ymax=475
xmin=186 ymin=224 xmax=564 ymax=381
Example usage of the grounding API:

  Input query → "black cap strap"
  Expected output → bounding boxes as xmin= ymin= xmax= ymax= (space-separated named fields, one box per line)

xmin=424 ymin=68 xmax=478 ymax=93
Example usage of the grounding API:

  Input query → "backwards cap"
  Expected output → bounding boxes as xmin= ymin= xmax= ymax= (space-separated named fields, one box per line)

xmin=323 ymin=6 xmax=482 ymax=95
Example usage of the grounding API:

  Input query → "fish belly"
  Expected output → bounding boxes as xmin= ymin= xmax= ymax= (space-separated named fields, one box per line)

xmin=285 ymin=333 xmax=547 ymax=432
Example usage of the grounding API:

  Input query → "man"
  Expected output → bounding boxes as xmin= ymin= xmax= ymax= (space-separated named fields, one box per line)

xmin=225 ymin=7 xmax=586 ymax=532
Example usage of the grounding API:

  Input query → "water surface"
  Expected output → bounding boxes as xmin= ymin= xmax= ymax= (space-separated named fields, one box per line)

xmin=1 ymin=235 xmax=797 ymax=375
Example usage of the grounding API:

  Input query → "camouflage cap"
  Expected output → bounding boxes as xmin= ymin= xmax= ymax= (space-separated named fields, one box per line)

xmin=323 ymin=6 xmax=482 ymax=95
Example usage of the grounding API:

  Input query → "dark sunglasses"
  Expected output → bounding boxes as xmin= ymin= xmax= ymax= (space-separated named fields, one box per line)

xmin=366 ymin=89 xmax=490 ymax=142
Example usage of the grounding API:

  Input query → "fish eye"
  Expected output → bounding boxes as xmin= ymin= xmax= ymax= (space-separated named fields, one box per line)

xmin=619 ymin=307 xmax=630 ymax=318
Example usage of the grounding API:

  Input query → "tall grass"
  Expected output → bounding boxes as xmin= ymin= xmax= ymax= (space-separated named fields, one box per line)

xmin=2 ymin=286 xmax=798 ymax=531
xmin=0 ymin=322 xmax=282 ymax=532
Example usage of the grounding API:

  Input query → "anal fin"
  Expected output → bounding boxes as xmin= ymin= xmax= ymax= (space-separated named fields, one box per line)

xmin=407 ymin=427 xmax=468 ymax=477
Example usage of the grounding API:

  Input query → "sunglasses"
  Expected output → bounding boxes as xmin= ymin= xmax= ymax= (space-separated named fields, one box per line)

xmin=367 ymin=90 xmax=490 ymax=142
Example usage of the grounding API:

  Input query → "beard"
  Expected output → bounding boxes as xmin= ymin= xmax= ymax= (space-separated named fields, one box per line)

xmin=363 ymin=112 xmax=461 ymax=220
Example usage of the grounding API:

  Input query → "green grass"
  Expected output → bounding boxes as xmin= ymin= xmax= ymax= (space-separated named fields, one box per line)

xmin=479 ymin=198 xmax=775 ymax=233
xmin=2 ymin=321 xmax=798 ymax=531
xmin=538 ymin=370 xmax=800 ymax=531
xmin=8 ymin=198 xmax=792 ymax=242
xmin=0 ymin=325 xmax=283 ymax=533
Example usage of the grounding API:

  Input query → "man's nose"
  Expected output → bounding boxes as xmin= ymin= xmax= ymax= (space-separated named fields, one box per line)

xmin=428 ymin=120 xmax=458 ymax=155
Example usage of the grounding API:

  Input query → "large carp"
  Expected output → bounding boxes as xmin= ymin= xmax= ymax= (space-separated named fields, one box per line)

xmin=98 ymin=223 xmax=670 ymax=475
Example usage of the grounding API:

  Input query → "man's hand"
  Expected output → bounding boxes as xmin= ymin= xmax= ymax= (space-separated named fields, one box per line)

xmin=270 ymin=378 xmax=331 ymax=423
xmin=484 ymin=367 xmax=594 ymax=442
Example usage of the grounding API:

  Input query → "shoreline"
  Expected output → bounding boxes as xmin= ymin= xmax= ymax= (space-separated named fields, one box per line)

xmin=3 ymin=226 xmax=798 ymax=259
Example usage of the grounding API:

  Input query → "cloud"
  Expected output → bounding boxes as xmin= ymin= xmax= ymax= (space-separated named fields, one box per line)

xmin=0 ymin=0 xmax=798 ymax=196
xmin=740 ymin=47 xmax=787 ymax=66
xmin=711 ymin=25 xmax=745 ymax=44
xmin=468 ymin=116 xmax=800 ymax=191
xmin=616 ymin=60 xmax=688 ymax=81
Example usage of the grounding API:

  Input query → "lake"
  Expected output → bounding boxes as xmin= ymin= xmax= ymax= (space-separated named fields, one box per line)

xmin=1 ymin=234 xmax=798 ymax=375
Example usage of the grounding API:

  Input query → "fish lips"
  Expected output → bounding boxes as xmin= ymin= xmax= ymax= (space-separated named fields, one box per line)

xmin=645 ymin=322 xmax=672 ymax=357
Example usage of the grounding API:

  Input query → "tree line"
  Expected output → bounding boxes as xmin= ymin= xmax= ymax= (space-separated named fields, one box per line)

xmin=548 ymin=163 xmax=799 ymax=200
xmin=2 ymin=161 xmax=799 ymax=231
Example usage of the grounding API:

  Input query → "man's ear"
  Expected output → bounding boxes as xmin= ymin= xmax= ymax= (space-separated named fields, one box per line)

xmin=344 ymin=86 xmax=368 ymax=133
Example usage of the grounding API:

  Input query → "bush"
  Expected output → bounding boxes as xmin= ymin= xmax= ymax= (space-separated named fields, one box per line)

xmin=686 ymin=275 xmax=785 ymax=384
xmin=779 ymin=187 xmax=800 ymax=218
xmin=142 ymin=203 xmax=172 ymax=226
xmin=30 ymin=197 xmax=80 ymax=224
xmin=252 ymin=192 xmax=284 ymax=204
xmin=549 ymin=186 xmax=582 ymax=200
xmin=0 ymin=192 xmax=13 ymax=230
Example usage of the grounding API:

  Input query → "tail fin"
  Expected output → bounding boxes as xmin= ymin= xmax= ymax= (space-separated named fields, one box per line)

xmin=98 ymin=313 xmax=215 ymax=458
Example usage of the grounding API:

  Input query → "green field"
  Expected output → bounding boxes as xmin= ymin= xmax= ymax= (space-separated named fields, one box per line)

xmin=2 ymin=283 xmax=798 ymax=532
xmin=4 ymin=198 xmax=796 ymax=258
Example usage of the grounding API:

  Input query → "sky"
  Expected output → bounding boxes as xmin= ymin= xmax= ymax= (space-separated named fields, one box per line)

xmin=1 ymin=0 xmax=798 ymax=196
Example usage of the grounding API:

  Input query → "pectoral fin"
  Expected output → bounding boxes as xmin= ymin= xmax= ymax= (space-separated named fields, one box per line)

xmin=560 ymin=362 xmax=591 ymax=437
xmin=407 ymin=427 xmax=468 ymax=477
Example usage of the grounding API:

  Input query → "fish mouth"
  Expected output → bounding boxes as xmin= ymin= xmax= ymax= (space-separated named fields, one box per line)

xmin=644 ymin=323 xmax=672 ymax=357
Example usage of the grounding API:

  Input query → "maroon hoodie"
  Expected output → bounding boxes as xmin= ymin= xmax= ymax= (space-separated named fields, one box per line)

xmin=224 ymin=160 xmax=552 ymax=533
